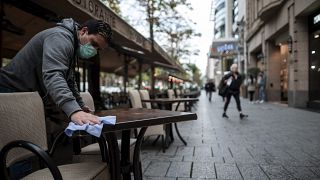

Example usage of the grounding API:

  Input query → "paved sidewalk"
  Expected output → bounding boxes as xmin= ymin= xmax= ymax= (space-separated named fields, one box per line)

xmin=141 ymin=91 xmax=320 ymax=180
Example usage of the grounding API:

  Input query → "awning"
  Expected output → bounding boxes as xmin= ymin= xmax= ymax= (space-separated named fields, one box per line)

xmin=2 ymin=0 xmax=184 ymax=76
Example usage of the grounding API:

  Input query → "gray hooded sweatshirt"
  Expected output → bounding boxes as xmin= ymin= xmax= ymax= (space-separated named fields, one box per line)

xmin=0 ymin=18 xmax=85 ymax=117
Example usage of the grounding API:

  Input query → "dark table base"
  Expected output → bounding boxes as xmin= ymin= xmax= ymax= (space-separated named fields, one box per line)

xmin=105 ymin=127 xmax=148 ymax=180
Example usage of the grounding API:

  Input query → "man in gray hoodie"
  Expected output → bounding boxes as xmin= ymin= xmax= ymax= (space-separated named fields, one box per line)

xmin=0 ymin=18 xmax=112 ymax=125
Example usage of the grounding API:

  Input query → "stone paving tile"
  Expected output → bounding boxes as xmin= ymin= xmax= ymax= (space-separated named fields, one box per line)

xmin=194 ymin=146 xmax=213 ymax=157
xmin=284 ymin=166 xmax=319 ymax=179
xmin=166 ymin=162 xmax=192 ymax=178
xmin=157 ymin=145 xmax=179 ymax=156
xmin=142 ymin=160 xmax=151 ymax=172
xmin=285 ymin=149 xmax=319 ymax=166
xmin=237 ymin=163 xmax=268 ymax=180
xmin=178 ymin=178 xmax=216 ymax=180
xmin=215 ymin=163 xmax=242 ymax=180
xmin=144 ymin=161 xmax=171 ymax=177
xmin=142 ymin=154 xmax=183 ymax=162
xmin=183 ymin=155 xmax=224 ymax=163
xmin=260 ymin=165 xmax=294 ymax=180
xmin=191 ymin=162 xmax=216 ymax=179
xmin=144 ymin=177 xmax=176 ymax=180
xmin=176 ymin=146 xmax=195 ymax=156
xmin=141 ymin=92 xmax=320 ymax=179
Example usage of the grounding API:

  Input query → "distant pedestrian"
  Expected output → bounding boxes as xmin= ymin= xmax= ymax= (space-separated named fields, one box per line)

xmin=207 ymin=80 xmax=216 ymax=102
xmin=222 ymin=64 xmax=248 ymax=119
xmin=205 ymin=83 xmax=210 ymax=96
xmin=257 ymin=71 xmax=266 ymax=103
xmin=247 ymin=74 xmax=256 ymax=103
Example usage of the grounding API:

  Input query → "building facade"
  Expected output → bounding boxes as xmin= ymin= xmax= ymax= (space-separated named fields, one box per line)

xmin=206 ymin=0 xmax=246 ymax=84
xmin=245 ymin=0 xmax=320 ymax=108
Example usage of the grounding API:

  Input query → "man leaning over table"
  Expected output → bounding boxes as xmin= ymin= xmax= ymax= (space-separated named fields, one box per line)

xmin=0 ymin=18 xmax=112 ymax=125
xmin=0 ymin=18 xmax=112 ymax=179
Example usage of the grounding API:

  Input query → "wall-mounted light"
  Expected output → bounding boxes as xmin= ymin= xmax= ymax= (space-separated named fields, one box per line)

xmin=287 ymin=35 xmax=293 ymax=53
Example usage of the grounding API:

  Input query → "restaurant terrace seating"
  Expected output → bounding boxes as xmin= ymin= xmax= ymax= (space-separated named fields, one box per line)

xmin=138 ymin=90 xmax=166 ymax=152
xmin=0 ymin=92 xmax=110 ymax=180
xmin=167 ymin=89 xmax=185 ymax=111
xmin=175 ymin=89 xmax=182 ymax=98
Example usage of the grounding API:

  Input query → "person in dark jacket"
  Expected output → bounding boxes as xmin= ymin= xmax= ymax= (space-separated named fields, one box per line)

xmin=205 ymin=83 xmax=210 ymax=96
xmin=0 ymin=18 xmax=112 ymax=125
xmin=207 ymin=80 xmax=216 ymax=102
xmin=222 ymin=64 xmax=248 ymax=119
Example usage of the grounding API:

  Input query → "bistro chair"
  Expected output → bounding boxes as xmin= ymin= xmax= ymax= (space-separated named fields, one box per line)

xmin=73 ymin=92 xmax=136 ymax=163
xmin=0 ymin=92 xmax=110 ymax=180
xmin=138 ymin=90 xmax=166 ymax=152
xmin=167 ymin=89 xmax=185 ymax=112
xmin=176 ymin=89 xmax=182 ymax=98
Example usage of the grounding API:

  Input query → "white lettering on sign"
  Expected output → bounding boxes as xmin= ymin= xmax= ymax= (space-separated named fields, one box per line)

xmin=314 ymin=14 xmax=320 ymax=24
xmin=69 ymin=0 xmax=117 ymax=27
xmin=68 ymin=0 xmax=151 ymax=51
xmin=217 ymin=44 xmax=235 ymax=53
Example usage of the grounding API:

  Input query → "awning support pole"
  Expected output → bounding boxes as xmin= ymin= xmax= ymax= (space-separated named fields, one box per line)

xmin=138 ymin=60 xmax=142 ymax=90
xmin=123 ymin=55 xmax=129 ymax=93
xmin=151 ymin=65 xmax=155 ymax=95
xmin=88 ymin=54 xmax=101 ymax=108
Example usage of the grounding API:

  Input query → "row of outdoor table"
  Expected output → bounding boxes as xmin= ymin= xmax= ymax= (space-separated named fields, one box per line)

xmin=141 ymin=98 xmax=199 ymax=146
xmin=95 ymin=104 xmax=198 ymax=180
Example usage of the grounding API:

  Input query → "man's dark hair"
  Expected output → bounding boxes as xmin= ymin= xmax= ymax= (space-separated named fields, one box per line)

xmin=80 ymin=19 xmax=112 ymax=43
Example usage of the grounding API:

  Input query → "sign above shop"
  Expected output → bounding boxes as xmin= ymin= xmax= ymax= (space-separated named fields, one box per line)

xmin=217 ymin=44 xmax=235 ymax=53
xmin=209 ymin=38 xmax=238 ymax=58
xmin=313 ymin=13 xmax=320 ymax=24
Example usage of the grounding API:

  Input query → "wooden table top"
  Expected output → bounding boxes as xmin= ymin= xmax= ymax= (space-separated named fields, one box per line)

xmin=141 ymin=98 xmax=199 ymax=103
xmin=95 ymin=108 xmax=197 ymax=131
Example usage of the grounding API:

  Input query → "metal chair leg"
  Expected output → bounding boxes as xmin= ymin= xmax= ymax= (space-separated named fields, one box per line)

xmin=105 ymin=132 xmax=121 ymax=180
xmin=152 ymin=135 xmax=160 ymax=145
xmin=133 ymin=127 xmax=148 ymax=180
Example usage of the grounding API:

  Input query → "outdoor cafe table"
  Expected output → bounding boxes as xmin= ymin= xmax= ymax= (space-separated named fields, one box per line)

xmin=141 ymin=98 xmax=199 ymax=146
xmin=95 ymin=108 xmax=197 ymax=180
xmin=181 ymin=91 xmax=200 ymax=98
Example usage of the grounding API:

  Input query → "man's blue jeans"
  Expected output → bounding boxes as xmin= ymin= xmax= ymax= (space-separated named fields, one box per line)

xmin=259 ymin=86 xmax=266 ymax=101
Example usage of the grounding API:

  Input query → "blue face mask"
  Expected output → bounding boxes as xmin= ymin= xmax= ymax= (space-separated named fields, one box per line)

xmin=78 ymin=43 xmax=97 ymax=59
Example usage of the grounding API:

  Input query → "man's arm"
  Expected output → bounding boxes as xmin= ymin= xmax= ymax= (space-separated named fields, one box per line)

xmin=67 ymin=70 xmax=85 ymax=108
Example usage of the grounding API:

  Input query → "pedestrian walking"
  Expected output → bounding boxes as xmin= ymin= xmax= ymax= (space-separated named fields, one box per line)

xmin=257 ymin=71 xmax=266 ymax=103
xmin=222 ymin=64 xmax=248 ymax=119
xmin=205 ymin=82 xmax=209 ymax=96
xmin=207 ymin=80 xmax=216 ymax=102
xmin=247 ymin=74 xmax=256 ymax=103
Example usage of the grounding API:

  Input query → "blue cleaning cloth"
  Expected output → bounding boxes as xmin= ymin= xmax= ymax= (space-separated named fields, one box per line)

xmin=65 ymin=116 xmax=116 ymax=137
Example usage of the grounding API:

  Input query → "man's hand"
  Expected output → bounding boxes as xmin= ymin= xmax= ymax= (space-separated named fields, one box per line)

xmin=82 ymin=105 xmax=92 ymax=113
xmin=71 ymin=111 xmax=100 ymax=125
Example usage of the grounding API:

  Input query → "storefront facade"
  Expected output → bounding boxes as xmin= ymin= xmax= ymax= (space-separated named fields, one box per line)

xmin=245 ymin=0 xmax=320 ymax=108
xmin=309 ymin=10 xmax=320 ymax=108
